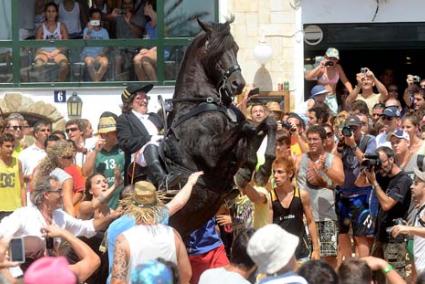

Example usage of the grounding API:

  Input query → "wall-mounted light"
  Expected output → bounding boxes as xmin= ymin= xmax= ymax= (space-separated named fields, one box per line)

xmin=253 ymin=35 xmax=273 ymax=65
xmin=67 ymin=91 xmax=83 ymax=119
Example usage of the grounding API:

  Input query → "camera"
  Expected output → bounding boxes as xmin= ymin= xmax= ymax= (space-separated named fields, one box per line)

xmin=361 ymin=154 xmax=380 ymax=170
xmin=360 ymin=67 xmax=368 ymax=74
xmin=281 ymin=121 xmax=295 ymax=132
xmin=324 ymin=61 xmax=334 ymax=67
xmin=341 ymin=126 xmax=352 ymax=137
xmin=248 ymin=87 xmax=260 ymax=98
xmin=412 ymin=75 xmax=421 ymax=83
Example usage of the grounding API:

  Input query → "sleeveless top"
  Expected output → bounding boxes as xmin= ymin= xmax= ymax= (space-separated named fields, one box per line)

xmin=0 ymin=158 xmax=22 ymax=212
xmin=318 ymin=69 xmax=340 ymax=85
xmin=42 ymin=22 xmax=62 ymax=40
xmin=297 ymin=153 xmax=337 ymax=221
xmin=59 ymin=2 xmax=81 ymax=34
xmin=271 ymin=186 xmax=309 ymax=259
xmin=122 ymin=224 xmax=176 ymax=284
xmin=271 ymin=186 xmax=305 ymax=237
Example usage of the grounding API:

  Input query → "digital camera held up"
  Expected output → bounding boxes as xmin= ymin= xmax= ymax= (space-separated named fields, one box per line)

xmin=341 ymin=126 xmax=352 ymax=137
xmin=361 ymin=154 xmax=380 ymax=170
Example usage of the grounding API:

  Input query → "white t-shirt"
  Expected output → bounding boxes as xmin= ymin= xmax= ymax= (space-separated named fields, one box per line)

xmin=376 ymin=132 xmax=392 ymax=148
xmin=18 ymin=144 xmax=46 ymax=177
xmin=0 ymin=206 xmax=96 ymax=239
xmin=199 ymin=267 xmax=250 ymax=284
xmin=414 ymin=205 xmax=425 ymax=274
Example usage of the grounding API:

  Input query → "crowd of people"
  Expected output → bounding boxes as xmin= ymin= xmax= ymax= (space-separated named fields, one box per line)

xmin=20 ymin=0 xmax=158 ymax=82
xmin=2 ymin=43 xmax=425 ymax=284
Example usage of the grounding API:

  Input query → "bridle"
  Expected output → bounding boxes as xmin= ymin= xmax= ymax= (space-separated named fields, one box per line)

xmin=217 ymin=64 xmax=241 ymax=104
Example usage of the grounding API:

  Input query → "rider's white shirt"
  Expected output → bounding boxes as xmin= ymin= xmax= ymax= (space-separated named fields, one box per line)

xmin=132 ymin=110 xmax=159 ymax=136
xmin=132 ymin=110 xmax=163 ymax=166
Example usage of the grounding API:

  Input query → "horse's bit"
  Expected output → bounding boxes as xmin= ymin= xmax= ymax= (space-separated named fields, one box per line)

xmin=218 ymin=64 xmax=241 ymax=102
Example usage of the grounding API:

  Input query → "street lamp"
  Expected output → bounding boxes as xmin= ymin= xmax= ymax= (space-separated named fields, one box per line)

xmin=253 ymin=35 xmax=273 ymax=65
xmin=67 ymin=91 xmax=83 ymax=119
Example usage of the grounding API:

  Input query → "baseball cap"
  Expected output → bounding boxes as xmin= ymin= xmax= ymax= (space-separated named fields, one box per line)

xmin=414 ymin=167 xmax=425 ymax=182
xmin=121 ymin=84 xmax=153 ymax=103
xmin=345 ymin=115 xmax=362 ymax=127
xmin=97 ymin=116 xmax=117 ymax=134
xmin=325 ymin=47 xmax=339 ymax=60
xmin=389 ymin=129 xmax=410 ymax=142
xmin=383 ymin=106 xmax=401 ymax=118
xmin=247 ymin=224 xmax=299 ymax=274
xmin=24 ymin=256 xmax=77 ymax=284
xmin=310 ymin=85 xmax=329 ymax=98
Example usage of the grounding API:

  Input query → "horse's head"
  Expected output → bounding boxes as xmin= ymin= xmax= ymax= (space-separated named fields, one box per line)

xmin=197 ymin=18 xmax=246 ymax=105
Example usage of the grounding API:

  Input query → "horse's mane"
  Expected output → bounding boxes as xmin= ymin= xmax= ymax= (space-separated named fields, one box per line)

xmin=175 ymin=17 xmax=236 ymax=94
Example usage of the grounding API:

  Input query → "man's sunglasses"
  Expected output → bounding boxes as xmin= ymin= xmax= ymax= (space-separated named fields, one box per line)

xmin=7 ymin=126 xmax=22 ymax=130
xmin=65 ymin=127 xmax=79 ymax=133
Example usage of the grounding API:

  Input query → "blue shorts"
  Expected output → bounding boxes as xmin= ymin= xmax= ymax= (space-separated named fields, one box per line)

xmin=336 ymin=192 xmax=376 ymax=237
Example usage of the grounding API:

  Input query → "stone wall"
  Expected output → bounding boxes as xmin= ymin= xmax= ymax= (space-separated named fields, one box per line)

xmin=0 ymin=93 xmax=65 ymax=130
xmin=228 ymin=0 xmax=298 ymax=100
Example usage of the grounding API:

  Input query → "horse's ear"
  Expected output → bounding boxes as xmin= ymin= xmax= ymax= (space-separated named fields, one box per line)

xmin=197 ymin=18 xmax=213 ymax=33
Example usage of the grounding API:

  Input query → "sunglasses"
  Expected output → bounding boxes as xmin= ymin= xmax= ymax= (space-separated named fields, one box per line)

xmin=383 ymin=116 xmax=394 ymax=121
xmin=47 ymin=188 xmax=63 ymax=194
xmin=65 ymin=127 xmax=79 ymax=133
xmin=325 ymin=132 xmax=334 ymax=138
xmin=61 ymin=155 xmax=73 ymax=160
xmin=7 ymin=125 xmax=22 ymax=130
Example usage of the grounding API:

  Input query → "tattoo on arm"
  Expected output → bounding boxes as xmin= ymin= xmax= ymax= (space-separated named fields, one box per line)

xmin=111 ymin=237 xmax=129 ymax=281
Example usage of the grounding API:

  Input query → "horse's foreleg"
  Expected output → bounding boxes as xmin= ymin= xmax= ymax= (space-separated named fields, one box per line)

xmin=234 ymin=122 xmax=268 ymax=188
xmin=254 ymin=117 xmax=277 ymax=186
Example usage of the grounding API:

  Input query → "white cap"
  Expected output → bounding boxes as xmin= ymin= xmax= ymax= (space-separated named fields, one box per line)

xmin=247 ymin=224 xmax=299 ymax=274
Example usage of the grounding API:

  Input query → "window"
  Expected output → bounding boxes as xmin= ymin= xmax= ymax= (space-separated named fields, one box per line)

xmin=0 ymin=0 xmax=218 ymax=87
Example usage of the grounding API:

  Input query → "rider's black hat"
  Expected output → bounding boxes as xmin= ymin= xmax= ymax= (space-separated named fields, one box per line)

xmin=121 ymin=84 xmax=154 ymax=103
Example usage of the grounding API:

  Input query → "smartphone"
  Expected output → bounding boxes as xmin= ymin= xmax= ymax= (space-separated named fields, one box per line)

xmin=89 ymin=20 xmax=100 ymax=26
xmin=248 ymin=87 xmax=260 ymax=97
xmin=9 ymin=238 xmax=25 ymax=263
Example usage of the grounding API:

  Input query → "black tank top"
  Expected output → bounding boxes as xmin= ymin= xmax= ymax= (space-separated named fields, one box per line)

xmin=271 ymin=186 xmax=306 ymax=236
xmin=271 ymin=186 xmax=309 ymax=258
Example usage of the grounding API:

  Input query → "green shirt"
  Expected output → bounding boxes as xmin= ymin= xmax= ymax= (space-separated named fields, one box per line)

xmin=95 ymin=145 xmax=125 ymax=209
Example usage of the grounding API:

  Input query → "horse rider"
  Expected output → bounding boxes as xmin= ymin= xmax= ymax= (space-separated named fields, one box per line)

xmin=116 ymin=83 xmax=180 ymax=189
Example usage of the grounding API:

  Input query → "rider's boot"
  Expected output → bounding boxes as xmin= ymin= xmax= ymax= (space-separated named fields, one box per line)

xmin=143 ymin=144 xmax=181 ymax=190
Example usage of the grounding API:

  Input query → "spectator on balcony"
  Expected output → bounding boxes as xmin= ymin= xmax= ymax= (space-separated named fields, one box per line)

xmin=81 ymin=8 xmax=110 ymax=82
xmin=34 ymin=2 xmax=69 ymax=82
xmin=110 ymin=0 xmax=143 ymax=80
xmin=346 ymin=67 xmax=389 ymax=115
xmin=59 ymin=0 xmax=88 ymax=39
xmin=305 ymin=47 xmax=353 ymax=115
xmin=133 ymin=0 xmax=157 ymax=81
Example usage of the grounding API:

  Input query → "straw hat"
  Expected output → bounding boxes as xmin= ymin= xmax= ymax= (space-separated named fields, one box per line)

xmin=119 ymin=181 xmax=166 ymax=225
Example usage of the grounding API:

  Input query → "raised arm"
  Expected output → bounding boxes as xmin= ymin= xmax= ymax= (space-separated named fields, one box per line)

xmin=43 ymin=225 xmax=100 ymax=283
xmin=305 ymin=61 xmax=325 ymax=81
xmin=337 ymin=64 xmax=353 ymax=92
xmin=166 ymin=171 xmax=203 ymax=216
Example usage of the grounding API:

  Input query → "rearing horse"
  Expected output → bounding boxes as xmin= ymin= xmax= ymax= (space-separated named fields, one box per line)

xmin=165 ymin=18 xmax=276 ymax=238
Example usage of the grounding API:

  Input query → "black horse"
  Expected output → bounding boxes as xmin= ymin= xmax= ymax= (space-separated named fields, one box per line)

xmin=164 ymin=18 xmax=276 ymax=238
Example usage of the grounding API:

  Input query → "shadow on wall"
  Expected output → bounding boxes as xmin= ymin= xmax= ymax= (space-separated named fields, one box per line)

xmin=253 ymin=66 xmax=273 ymax=91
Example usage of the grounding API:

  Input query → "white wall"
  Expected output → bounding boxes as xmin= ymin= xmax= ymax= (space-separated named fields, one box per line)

xmin=303 ymin=0 xmax=425 ymax=24
xmin=0 ymin=86 xmax=175 ymax=130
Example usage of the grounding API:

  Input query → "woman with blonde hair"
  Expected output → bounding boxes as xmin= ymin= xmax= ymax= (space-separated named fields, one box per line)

xmin=32 ymin=140 xmax=76 ymax=216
